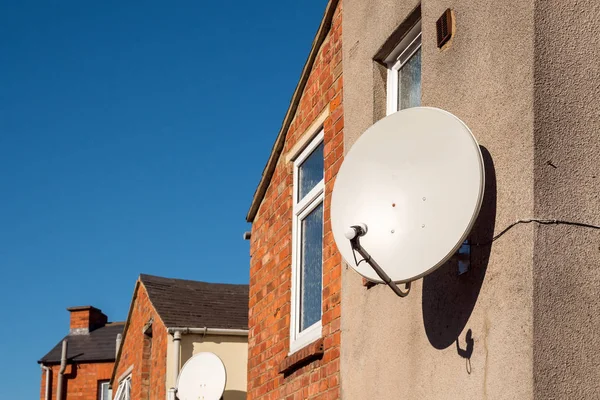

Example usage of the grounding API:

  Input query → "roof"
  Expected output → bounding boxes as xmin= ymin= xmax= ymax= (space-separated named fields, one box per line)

xmin=38 ymin=322 xmax=124 ymax=365
xmin=140 ymin=274 xmax=249 ymax=329
xmin=246 ymin=0 xmax=340 ymax=222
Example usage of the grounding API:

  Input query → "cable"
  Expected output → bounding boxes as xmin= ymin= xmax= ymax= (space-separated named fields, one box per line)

xmin=472 ymin=218 xmax=600 ymax=246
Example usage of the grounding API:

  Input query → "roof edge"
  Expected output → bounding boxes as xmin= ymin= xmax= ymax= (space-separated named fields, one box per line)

xmin=105 ymin=321 xmax=126 ymax=326
xmin=109 ymin=279 xmax=141 ymax=386
xmin=139 ymin=273 xmax=248 ymax=288
xmin=246 ymin=0 xmax=340 ymax=222
xmin=166 ymin=327 xmax=249 ymax=335
xmin=111 ymin=276 xmax=171 ymax=386
xmin=38 ymin=358 xmax=116 ymax=365
xmin=138 ymin=279 xmax=169 ymax=329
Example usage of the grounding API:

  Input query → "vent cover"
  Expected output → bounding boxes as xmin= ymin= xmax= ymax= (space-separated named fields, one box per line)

xmin=436 ymin=9 xmax=453 ymax=48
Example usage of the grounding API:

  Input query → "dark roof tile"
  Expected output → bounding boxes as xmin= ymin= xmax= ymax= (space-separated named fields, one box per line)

xmin=39 ymin=322 xmax=124 ymax=364
xmin=140 ymin=274 xmax=249 ymax=330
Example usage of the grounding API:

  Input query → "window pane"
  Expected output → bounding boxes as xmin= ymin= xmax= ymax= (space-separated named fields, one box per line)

xmin=399 ymin=47 xmax=421 ymax=110
xmin=125 ymin=379 xmax=131 ymax=400
xmin=99 ymin=382 xmax=109 ymax=400
xmin=300 ymin=202 xmax=323 ymax=331
xmin=298 ymin=142 xmax=324 ymax=200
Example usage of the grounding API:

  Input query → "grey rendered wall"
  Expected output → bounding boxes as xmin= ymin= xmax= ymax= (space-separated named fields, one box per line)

xmin=342 ymin=1 xmax=536 ymax=399
xmin=533 ymin=2 xmax=600 ymax=399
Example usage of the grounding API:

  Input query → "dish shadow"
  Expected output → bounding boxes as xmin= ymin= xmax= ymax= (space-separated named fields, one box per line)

xmin=421 ymin=146 xmax=496 ymax=349
xmin=223 ymin=390 xmax=247 ymax=400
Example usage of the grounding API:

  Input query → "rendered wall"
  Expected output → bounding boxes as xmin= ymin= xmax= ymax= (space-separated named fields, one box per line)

xmin=342 ymin=0 xmax=535 ymax=399
xmin=165 ymin=334 xmax=248 ymax=400
xmin=533 ymin=1 xmax=600 ymax=398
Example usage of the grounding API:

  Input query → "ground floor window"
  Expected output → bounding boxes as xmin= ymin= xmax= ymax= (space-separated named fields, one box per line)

xmin=98 ymin=381 xmax=111 ymax=400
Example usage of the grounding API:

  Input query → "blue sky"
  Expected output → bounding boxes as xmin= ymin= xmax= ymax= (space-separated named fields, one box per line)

xmin=0 ymin=1 xmax=326 ymax=397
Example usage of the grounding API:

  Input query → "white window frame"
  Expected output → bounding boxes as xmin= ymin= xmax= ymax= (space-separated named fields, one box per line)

xmin=98 ymin=381 xmax=111 ymax=400
xmin=113 ymin=374 xmax=131 ymax=400
xmin=385 ymin=20 xmax=422 ymax=115
xmin=289 ymin=129 xmax=325 ymax=354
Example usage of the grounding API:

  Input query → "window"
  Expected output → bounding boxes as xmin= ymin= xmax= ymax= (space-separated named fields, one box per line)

xmin=290 ymin=131 xmax=324 ymax=354
xmin=98 ymin=381 xmax=111 ymax=400
xmin=385 ymin=20 xmax=422 ymax=115
xmin=113 ymin=375 xmax=131 ymax=400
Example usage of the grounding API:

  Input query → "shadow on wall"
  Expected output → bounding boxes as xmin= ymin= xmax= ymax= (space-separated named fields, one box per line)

xmin=180 ymin=335 xmax=247 ymax=365
xmin=224 ymin=390 xmax=247 ymax=400
xmin=180 ymin=338 xmax=195 ymax=368
xmin=422 ymin=146 xmax=496 ymax=350
xmin=61 ymin=363 xmax=79 ymax=400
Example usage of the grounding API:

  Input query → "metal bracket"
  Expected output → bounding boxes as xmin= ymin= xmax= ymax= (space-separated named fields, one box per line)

xmin=347 ymin=225 xmax=411 ymax=297
xmin=455 ymin=240 xmax=471 ymax=275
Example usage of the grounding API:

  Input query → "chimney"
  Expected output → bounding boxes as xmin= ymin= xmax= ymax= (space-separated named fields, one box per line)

xmin=67 ymin=306 xmax=108 ymax=334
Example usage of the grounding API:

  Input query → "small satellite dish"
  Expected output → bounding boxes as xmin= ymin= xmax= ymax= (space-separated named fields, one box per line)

xmin=177 ymin=352 xmax=226 ymax=400
xmin=331 ymin=107 xmax=484 ymax=285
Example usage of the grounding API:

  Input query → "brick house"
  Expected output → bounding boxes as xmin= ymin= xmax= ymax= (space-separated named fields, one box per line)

xmin=111 ymin=274 xmax=249 ymax=400
xmin=245 ymin=0 xmax=343 ymax=398
xmin=38 ymin=306 xmax=124 ymax=400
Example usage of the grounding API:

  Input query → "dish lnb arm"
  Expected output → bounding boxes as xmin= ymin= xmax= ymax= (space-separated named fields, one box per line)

xmin=347 ymin=224 xmax=411 ymax=298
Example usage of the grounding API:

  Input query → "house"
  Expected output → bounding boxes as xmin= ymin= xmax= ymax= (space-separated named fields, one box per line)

xmin=247 ymin=0 xmax=600 ymax=398
xmin=245 ymin=0 xmax=343 ymax=398
xmin=339 ymin=0 xmax=600 ymax=399
xmin=38 ymin=306 xmax=124 ymax=400
xmin=110 ymin=274 xmax=249 ymax=400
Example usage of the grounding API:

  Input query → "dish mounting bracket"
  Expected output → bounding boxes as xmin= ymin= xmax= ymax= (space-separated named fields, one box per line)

xmin=347 ymin=225 xmax=411 ymax=297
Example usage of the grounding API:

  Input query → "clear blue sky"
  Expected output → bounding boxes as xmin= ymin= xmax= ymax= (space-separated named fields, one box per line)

xmin=0 ymin=1 xmax=326 ymax=397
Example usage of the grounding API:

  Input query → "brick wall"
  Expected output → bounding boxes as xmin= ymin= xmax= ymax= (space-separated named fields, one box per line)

xmin=68 ymin=306 xmax=108 ymax=333
xmin=113 ymin=282 xmax=168 ymax=400
xmin=247 ymin=1 xmax=343 ymax=399
xmin=40 ymin=362 xmax=113 ymax=400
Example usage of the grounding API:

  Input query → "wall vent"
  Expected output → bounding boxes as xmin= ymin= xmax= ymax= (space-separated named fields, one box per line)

xmin=436 ymin=9 xmax=453 ymax=48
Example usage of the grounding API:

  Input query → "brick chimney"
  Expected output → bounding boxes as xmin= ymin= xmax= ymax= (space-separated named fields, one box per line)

xmin=67 ymin=306 xmax=108 ymax=334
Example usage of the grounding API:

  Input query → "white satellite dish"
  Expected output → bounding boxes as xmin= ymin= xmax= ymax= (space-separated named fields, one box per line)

xmin=177 ymin=352 xmax=226 ymax=400
xmin=331 ymin=107 xmax=484 ymax=288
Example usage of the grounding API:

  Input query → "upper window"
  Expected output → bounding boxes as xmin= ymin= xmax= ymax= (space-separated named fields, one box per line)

xmin=290 ymin=131 xmax=324 ymax=354
xmin=385 ymin=20 xmax=422 ymax=115
xmin=113 ymin=375 xmax=131 ymax=400
xmin=98 ymin=381 xmax=111 ymax=400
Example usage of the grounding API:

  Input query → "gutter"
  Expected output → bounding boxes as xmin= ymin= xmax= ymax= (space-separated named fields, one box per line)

xmin=56 ymin=340 xmax=68 ymax=400
xmin=167 ymin=327 xmax=248 ymax=336
xmin=41 ymin=364 xmax=51 ymax=400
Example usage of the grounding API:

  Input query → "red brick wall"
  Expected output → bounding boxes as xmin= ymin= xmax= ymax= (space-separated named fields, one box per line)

xmin=113 ymin=282 xmax=168 ymax=400
xmin=40 ymin=362 xmax=114 ymax=400
xmin=69 ymin=311 xmax=89 ymax=330
xmin=69 ymin=307 xmax=108 ymax=332
xmin=247 ymin=2 xmax=343 ymax=399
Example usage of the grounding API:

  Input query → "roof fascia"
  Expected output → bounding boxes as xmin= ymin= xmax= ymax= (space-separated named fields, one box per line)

xmin=246 ymin=0 xmax=340 ymax=222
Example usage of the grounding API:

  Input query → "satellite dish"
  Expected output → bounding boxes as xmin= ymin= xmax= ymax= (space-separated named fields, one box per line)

xmin=177 ymin=352 xmax=226 ymax=400
xmin=331 ymin=107 xmax=484 ymax=285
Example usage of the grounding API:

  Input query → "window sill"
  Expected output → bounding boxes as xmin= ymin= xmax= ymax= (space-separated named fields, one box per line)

xmin=279 ymin=338 xmax=324 ymax=375
xmin=289 ymin=320 xmax=322 ymax=355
